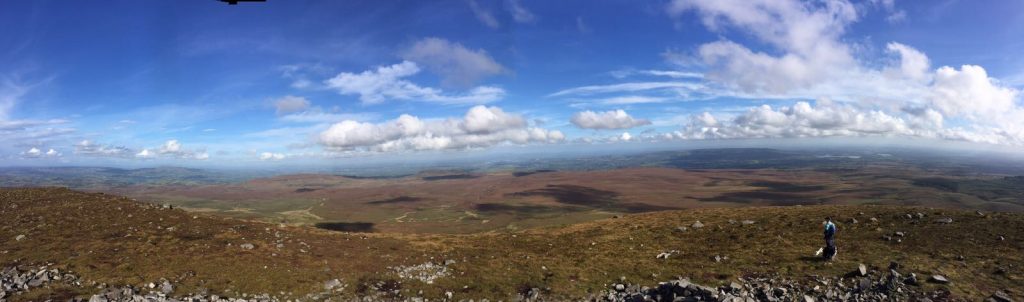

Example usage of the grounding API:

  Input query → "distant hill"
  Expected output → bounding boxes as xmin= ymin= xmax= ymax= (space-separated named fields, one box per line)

xmin=0 ymin=166 xmax=258 ymax=188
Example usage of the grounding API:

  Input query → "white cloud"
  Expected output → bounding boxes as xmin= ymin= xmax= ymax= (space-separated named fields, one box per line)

xmin=658 ymin=0 xmax=1024 ymax=146
xmin=869 ymin=0 xmax=907 ymax=23
xmin=278 ymin=111 xmax=377 ymax=124
xmin=290 ymin=78 xmax=312 ymax=89
xmin=22 ymin=147 xmax=60 ymax=158
xmin=134 ymin=140 xmax=210 ymax=160
xmin=677 ymin=101 xmax=915 ymax=139
xmin=885 ymin=42 xmax=930 ymax=82
xmin=159 ymin=140 xmax=182 ymax=154
xmin=0 ymin=78 xmax=76 ymax=154
xmin=885 ymin=10 xmax=907 ymax=23
xmin=620 ymin=132 xmax=632 ymax=141
xmin=324 ymin=61 xmax=505 ymax=105
xmin=259 ymin=152 xmax=286 ymax=161
xmin=0 ymin=119 xmax=69 ymax=131
xmin=671 ymin=100 xmax=1024 ymax=146
xmin=467 ymin=0 xmax=535 ymax=28
xmin=0 ymin=80 xmax=29 ymax=120
xmin=591 ymin=96 xmax=670 ymax=105
xmin=468 ymin=0 xmax=500 ymax=28
xmin=668 ymin=0 xmax=858 ymax=94
xmin=505 ymin=0 xmax=536 ymax=23
xmin=273 ymin=95 xmax=311 ymax=115
xmin=571 ymin=110 xmax=652 ymax=129
xmin=400 ymin=37 xmax=505 ymax=87
xmin=24 ymin=147 xmax=40 ymax=156
xmin=609 ymin=69 xmax=704 ymax=79
xmin=929 ymin=65 xmax=1020 ymax=122
xmin=136 ymin=149 xmax=155 ymax=159
xmin=549 ymin=82 xmax=703 ymax=97
xmin=75 ymin=140 xmax=132 ymax=157
xmin=318 ymin=105 xmax=564 ymax=152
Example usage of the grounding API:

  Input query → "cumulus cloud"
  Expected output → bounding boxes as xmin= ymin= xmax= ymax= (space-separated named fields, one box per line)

xmin=259 ymin=152 xmax=286 ymax=161
xmin=658 ymin=0 xmax=1024 ymax=146
xmin=324 ymin=61 xmax=505 ymax=105
xmin=885 ymin=42 xmax=930 ymax=82
xmin=22 ymin=147 xmax=60 ymax=158
xmin=929 ymin=65 xmax=1020 ymax=122
xmin=154 ymin=140 xmax=208 ymax=160
xmin=677 ymin=101 xmax=914 ymax=139
xmin=273 ymin=95 xmax=311 ymax=115
xmin=136 ymin=149 xmax=155 ymax=159
xmin=318 ymin=105 xmax=564 ymax=152
xmin=668 ymin=0 xmax=858 ymax=93
xmin=158 ymin=140 xmax=182 ymax=154
xmin=671 ymin=100 xmax=1024 ymax=146
xmin=571 ymin=110 xmax=652 ymax=129
xmin=112 ymin=140 xmax=209 ymax=160
xmin=400 ymin=37 xmax=505 ymax=87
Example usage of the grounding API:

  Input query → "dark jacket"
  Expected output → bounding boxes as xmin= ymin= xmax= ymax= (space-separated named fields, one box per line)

xmin=824 ymin=221 xmax=836 ymax=241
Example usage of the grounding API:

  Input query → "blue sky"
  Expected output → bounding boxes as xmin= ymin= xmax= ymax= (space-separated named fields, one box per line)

xmin=2 ymin=0 xmax=1023 ymax=167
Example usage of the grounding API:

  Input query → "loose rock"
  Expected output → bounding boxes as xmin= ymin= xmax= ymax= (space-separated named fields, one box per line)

xmin=929 ymin=275 xmax=949 ymax=284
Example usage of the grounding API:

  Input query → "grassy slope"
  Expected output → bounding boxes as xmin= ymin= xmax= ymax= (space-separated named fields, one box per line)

xmin=1 ymin=188 xmax=1021 ymax=301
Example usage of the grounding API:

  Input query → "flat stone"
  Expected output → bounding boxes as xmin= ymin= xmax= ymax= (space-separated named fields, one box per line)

xmin=14 ymin=234 xmax=25 ymax=241
xmin=989 ymin=290 xmax=1014 ymax=302
xmin=240 ymin=243 xmax=255 ymax=250
xmin=857 ymin=264 xmax=868 ymax=276
xmin=729 ymin=282 xmax=742 ymax=292
xmin=929 ymin=275 xmax=949 ymax=284
xmin=324 ymin=279 xmax=342 ymax=290
xmin=692 ymin=221 xmax=704 ymax=229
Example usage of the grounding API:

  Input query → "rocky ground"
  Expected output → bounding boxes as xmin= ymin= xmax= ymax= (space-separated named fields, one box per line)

xmin=2 ymin=188 xmax=1022 ymax=301
xmin=2 ymin=263 xmax=1017 ymax=302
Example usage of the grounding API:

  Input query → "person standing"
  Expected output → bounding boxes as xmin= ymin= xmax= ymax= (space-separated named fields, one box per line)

xmin=823 ymin=216 xmax=837 ymax=260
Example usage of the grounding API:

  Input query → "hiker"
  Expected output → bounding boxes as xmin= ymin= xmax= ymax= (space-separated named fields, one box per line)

xmin=823 ymin=216 xmax=837 ymax=260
